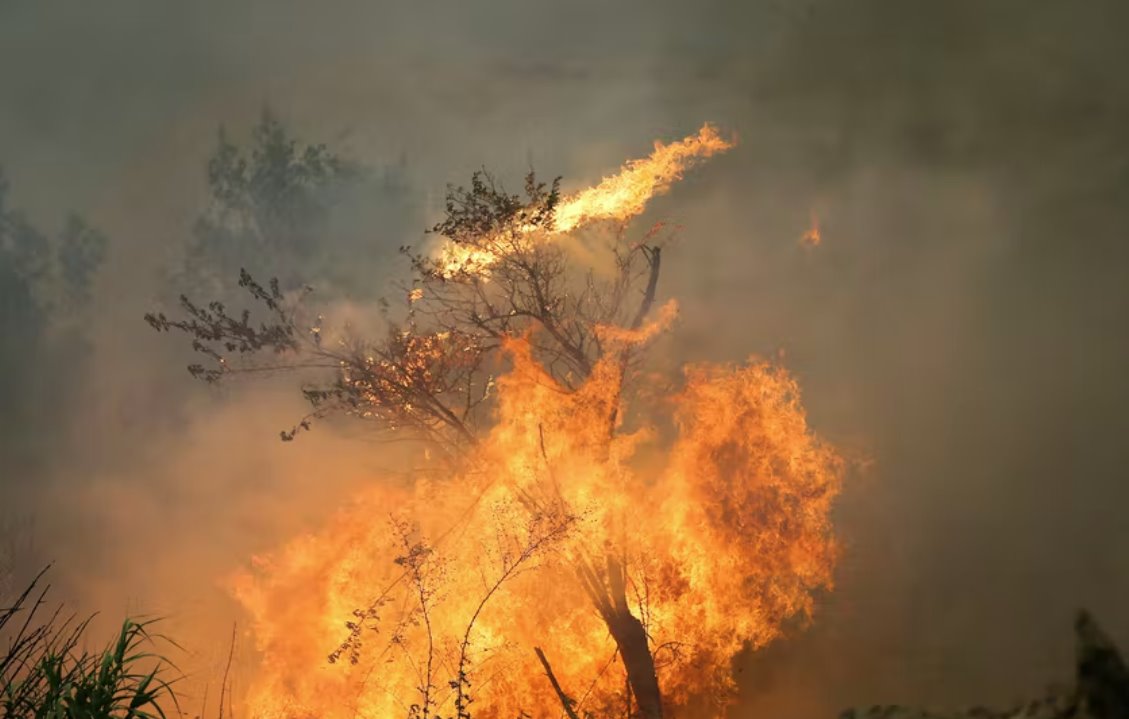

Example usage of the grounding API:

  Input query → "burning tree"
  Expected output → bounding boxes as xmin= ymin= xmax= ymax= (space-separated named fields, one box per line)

xmin=147 ymin=124 xmax=845 ymax=719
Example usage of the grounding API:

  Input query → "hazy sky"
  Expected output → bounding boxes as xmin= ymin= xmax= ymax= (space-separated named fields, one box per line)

xmin=2 ymin=1 xmax=1128 ymax=717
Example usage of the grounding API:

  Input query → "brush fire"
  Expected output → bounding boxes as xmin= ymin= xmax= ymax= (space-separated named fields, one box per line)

xmin=148 ymin=124 xmax=845 ymax=719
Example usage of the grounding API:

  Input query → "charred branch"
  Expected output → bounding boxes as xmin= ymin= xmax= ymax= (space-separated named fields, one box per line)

xmin=628 ymin=246 xmax=661 ymax=332
xmin=607 ymin=244 xmax=663 ymax=435
xmin=534 ymin=647 xmax=581 ymax=719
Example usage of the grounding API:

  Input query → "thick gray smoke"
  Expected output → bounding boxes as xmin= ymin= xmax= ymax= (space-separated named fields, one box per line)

xmin=2 ymin=1 xmax=1128 ymax=716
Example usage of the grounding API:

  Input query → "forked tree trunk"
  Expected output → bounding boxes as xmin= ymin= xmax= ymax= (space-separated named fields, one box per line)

xmin=578 ymin=555 xmax=664 ymax=719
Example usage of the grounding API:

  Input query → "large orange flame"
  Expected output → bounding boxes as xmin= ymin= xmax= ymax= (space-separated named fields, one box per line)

xmin=230 ymin=126 xmax=842 ymax=719
xmin=231 ymin=354 xmax=841 ymax=717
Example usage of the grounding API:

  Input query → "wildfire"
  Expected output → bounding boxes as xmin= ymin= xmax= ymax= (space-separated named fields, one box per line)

xmin=229 ymin=126 xmax=843 ymax=719
xmin=437 ymin=123 xmax=735 ymax=279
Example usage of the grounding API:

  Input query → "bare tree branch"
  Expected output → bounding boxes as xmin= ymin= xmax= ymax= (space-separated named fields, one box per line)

xmin=533 ymin=647 xmax=581 ymax=719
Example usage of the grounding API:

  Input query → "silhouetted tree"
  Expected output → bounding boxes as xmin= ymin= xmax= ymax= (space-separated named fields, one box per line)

xmin=180 ymin=109 xmax=413 ymax=299
xmin=0 ymin=169 xmax=108 ymax=471
xmin=56 ymin=214 xmax=108 ymax=311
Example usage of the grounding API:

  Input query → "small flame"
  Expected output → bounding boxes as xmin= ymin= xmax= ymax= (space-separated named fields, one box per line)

xmin=595 ymin=299 xmax=680 ymax=345
xmin=801 ymin=209 xmax=822 ymax=248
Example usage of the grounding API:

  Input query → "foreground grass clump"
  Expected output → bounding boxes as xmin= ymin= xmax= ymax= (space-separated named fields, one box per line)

xmin=1 ymin=568 xmax=179 ymax=719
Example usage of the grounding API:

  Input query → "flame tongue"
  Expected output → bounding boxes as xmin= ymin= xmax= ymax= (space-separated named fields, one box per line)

xmin=551 ymin=123 xmax=734 ymax=232
xmin=437 ymin=123 xmax=735 ymax=279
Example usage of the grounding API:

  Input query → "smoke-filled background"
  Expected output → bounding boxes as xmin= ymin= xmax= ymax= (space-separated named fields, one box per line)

xmin=2 ymin=0 xmax=1128 ymax=716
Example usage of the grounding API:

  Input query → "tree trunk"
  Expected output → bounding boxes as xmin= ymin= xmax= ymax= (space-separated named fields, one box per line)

xmin=579 ymin=555 xmax=663 ymax=719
